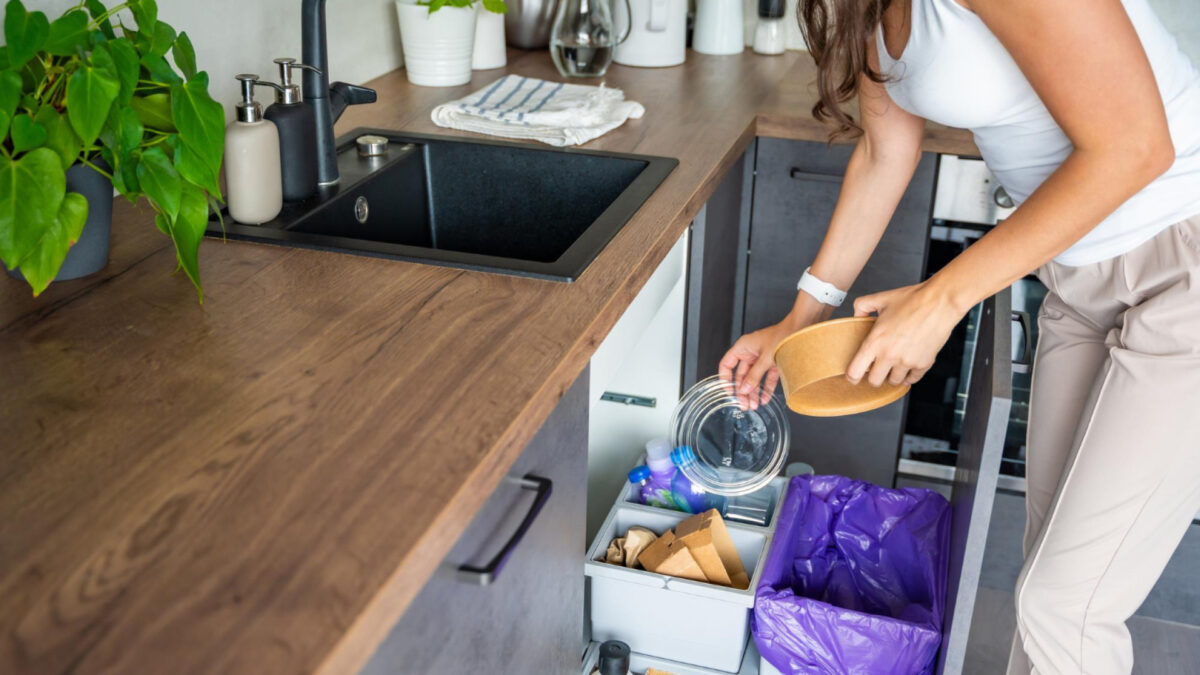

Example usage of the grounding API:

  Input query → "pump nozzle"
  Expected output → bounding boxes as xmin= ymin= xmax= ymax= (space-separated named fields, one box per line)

xmin=272 ymin=58 xmax=322 ymax=104
xmin=234 ymin=74 xmax=285 ymax=123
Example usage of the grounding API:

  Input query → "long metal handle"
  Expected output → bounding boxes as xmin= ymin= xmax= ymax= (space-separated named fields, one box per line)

xmin=456 ymin=474 xmax=552 ymax=586
xmin=789 ymin=167 xmax=843 ymax=183
xmin=1011 ymin=310 xmax=1033 ymax=374
xmin=600 ymin=391 xmax=657 ymax=408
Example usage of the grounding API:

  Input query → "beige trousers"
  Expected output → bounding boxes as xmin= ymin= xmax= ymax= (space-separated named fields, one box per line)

xmin=1005 ymin=215 xmax=1200 ymax=675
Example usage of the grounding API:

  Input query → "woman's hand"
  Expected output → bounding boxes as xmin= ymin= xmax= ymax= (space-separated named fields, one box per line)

xmin=719 ymin=321 xmax=800 ymax=410
xmin=846 ymin=281 xmax=967 ymax=387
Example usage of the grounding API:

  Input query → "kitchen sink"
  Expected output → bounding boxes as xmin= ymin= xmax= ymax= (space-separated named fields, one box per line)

xmin=206 ymin=129 xmax=678 ymax=281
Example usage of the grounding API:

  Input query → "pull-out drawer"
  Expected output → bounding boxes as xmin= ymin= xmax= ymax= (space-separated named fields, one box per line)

xmin=360 ymin=373 xmax=588 ymax=674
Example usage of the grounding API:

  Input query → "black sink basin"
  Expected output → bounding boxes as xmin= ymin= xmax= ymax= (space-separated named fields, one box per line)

xmin=206 ymin=129 xmax=677 ymax=281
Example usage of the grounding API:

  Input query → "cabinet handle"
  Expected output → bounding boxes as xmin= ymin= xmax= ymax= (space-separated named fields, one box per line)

xmin=456 ymin=474 xmax=552 ymax=586
xmin=1011 ymin=311 xmax=1033 ymax=374
xmin=600 ymin=391 xmax=657 ymax=408
xmin=789 ymin=167 xmax=843 ymax=183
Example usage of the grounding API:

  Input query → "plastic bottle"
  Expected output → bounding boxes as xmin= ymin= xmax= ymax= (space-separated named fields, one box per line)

xmin=264 ymin=58 xmax=319 ymax=201
xmin=640 ymin=438 xmax=678 ymax=509
xmin=627 ymin=465 xmax=651 ymax=502
xmin=670 ymin=446 xmax=727 ymax=514
xmin=225 ymin=74 xmax=283 ymax=224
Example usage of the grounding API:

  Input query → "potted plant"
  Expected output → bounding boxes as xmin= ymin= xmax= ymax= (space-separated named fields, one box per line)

xmin=395 ymin=0 xmax=508 ymax=87
xmin=0 ymin=0 xmax=225 ymax=301
xmin=472 ymin=0 xmax=508 ymax=71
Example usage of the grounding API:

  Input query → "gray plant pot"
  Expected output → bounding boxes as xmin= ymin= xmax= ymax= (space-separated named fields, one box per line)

xmin=6 ymin=159 xmax=113 ymax=283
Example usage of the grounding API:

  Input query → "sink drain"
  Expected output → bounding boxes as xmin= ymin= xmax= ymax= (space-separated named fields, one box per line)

xmin=354 ymin=196 xmax=369 ymax=223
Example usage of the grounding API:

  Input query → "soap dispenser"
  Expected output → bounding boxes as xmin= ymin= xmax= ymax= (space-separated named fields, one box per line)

xmin=264 ymin=58 xmax=320 ymax=201
xmin=226 ymin=74 xmax=284 ymax=224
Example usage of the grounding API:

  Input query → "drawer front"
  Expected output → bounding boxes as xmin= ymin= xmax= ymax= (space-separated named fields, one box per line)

xmin=361 ymin=372 xmax=588 ymax=674
xmin=937 ymin=288 xmax=1013 ymax=675
xmin=744 ymin=137 xmax=936 ymax=486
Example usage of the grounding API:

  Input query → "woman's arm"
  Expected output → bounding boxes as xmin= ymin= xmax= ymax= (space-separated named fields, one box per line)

xmin=846 ymin=0 xmax=1175 ymax=388
xmin=719 ymin=42 xmax=929 ymax=409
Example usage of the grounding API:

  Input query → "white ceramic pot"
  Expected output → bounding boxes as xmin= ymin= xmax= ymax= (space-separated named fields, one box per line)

xmin=472 ymin=6 xmax=507 ymax=69
xmin=395 ymin=0 xmax=477 ymax=87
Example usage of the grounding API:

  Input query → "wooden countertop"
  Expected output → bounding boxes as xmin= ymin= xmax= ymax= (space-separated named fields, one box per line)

xmin=0 ymin=50 xmax=976 ymax=675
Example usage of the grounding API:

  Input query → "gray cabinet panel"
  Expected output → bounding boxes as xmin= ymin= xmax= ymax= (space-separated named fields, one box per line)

xmin=361 ymin=370 xmax=588 ymax=674
xmin=684 ymin=148 xmax=751 ymax=389
xmin=938 ymin=290 xmax=1012 ymax=675
xmin=743 ymin=137 xmax=935 ymax=486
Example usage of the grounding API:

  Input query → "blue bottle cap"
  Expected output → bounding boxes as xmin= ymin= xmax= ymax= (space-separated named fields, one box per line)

xmin=670 ymin=446 xmax=697 ymax=468
xmin=628 ymin=465 xmax=651 ymax=483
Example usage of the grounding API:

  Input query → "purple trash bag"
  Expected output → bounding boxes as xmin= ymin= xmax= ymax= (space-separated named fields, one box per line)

xmin=753 ymin=475 xmax=951 ymax=675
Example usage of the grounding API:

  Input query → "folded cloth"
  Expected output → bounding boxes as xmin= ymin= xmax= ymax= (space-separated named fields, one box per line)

xmin=430 ymin=74 xmax=645 ymax=147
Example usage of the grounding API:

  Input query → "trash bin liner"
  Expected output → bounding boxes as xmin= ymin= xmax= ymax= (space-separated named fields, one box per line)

xmin=753 ymin=475 xmax=951 ymax=675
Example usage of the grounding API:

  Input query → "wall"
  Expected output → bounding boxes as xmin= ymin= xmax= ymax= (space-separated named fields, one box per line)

xmin=744 ymin=0 xmax=1200 ymax=64
xmin=36 ymin=0 xmax=404 ymax=122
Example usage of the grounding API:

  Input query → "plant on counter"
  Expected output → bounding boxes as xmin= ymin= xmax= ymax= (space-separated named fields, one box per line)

xmin=0 ymin=0 xmax=224 ymax=300
xmin=419 ymin=0 xmax=507 ymax=14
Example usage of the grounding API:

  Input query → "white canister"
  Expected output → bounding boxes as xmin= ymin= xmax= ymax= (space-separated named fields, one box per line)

xmin=395 ymin=0 xmax=477 ymax=86
xmin=612 ymin=0 xmax=688 ymax=68
xmin=472 ymin=5 xmax=507 ymax=70
xmin=693 ymin=0 xmax=744 ymax=55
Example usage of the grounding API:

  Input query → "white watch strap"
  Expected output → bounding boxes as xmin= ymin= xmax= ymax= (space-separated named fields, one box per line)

xmin=797 ymin=267 xmax=847 ymax=307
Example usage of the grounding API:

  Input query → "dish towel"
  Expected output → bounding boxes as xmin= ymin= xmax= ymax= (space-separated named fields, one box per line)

xmin=430 ymin=75 xmax=645 ymax=147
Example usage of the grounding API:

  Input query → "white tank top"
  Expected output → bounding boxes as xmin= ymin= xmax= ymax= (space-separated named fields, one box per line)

xmin=877 ymin=0 xmax=1200 ymax=266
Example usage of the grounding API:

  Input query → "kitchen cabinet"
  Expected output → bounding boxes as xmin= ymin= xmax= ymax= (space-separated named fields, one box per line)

xmin=360 ymin=370 xmax=588 ymax=674
xmin=742 ymin=138 xmax=937 ymax=487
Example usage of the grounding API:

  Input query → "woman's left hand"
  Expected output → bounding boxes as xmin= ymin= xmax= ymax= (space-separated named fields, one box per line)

xmin=846 ymin=281 xmax=966 ymax=387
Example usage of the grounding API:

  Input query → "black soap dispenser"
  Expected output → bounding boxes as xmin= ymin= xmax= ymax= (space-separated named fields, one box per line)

xmin=264 ymin=57 xmax=320 ymax=201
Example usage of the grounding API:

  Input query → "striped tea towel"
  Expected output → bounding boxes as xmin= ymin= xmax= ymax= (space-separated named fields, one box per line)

xmin=430 ymin=75 xmax=645 ymax=147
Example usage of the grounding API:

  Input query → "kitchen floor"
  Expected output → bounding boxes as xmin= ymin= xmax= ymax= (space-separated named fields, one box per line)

xmin=963 ymin=491 xmax=1200 ymax=673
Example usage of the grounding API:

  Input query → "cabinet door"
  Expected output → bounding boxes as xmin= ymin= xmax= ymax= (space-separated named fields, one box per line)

xmin=937 ymin=289 xmax=1012 ymax=675
xmin=360 ymin=371 xmax=588 ymax=674
xmin=743 ymin=138 xmax=936 ymax=486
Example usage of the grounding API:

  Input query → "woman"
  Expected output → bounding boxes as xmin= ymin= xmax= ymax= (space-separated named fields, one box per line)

xmin=719 ymin=0 xmax=1200 ymax=673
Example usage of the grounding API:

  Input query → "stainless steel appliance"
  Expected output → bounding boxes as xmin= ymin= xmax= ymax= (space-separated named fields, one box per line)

xmin=898 ymin=155 xmax=1041 ymax=492
xmin=506 ymin=0 xmax=560 ymax=48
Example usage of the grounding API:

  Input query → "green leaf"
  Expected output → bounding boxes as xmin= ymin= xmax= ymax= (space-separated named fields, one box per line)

xmin=0 ymin=148 xmax=65 ymax=270
xmin=111 ymin=105 xmax=144 ymax=157
xmin=3 ymin=0 xmax=48 ymax=70
xmin=140 ymin=52 xmax=182 ymax=85
xmin=172 ymin=135 xmax=220 ymax=199
xmin=170 ymin=73 xmax=224 ymax=179
xmin=136 ymin=145 xmax=181 ymax=221
xmin=481 ymin=0 xmax=507 ymax=14
xmin=172 ymin=31 xmax=196 ymax=80
xmin=108 ymin=146 xmax=140 ymax=197
xmin=168 ymin=182 xmax=206 ymax=301
xmin=0 ymin=47 xmax=9 ymax=71
xmin=16 ymin=191 xmax=88 ymax=296
xmin=65 ymin=64 xmax=120 ymax=147
xmin=34 ymin=105 xmax=82 ymax=171
xmin=147 ymin=21 xmax=175 ymax=57
xmin=10 ymin=113 xmax=46 ymax=153
xmin=130 ymin=93 xmax=176 ymax=131
xmin=104 ymin=38 xmax=140 ymax=104
xmin=44 ymin=8 xmax=89 ymax=56
xmin=85 ymin=0 xmax=115 ymax=40
xmin=0 ymin=69 xmax=22 ymax=141
xmin=129 ymin=0 xmax=157 ymax=33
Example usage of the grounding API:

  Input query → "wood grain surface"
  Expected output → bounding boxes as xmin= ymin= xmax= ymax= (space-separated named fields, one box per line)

xmin=0 ymin=49 xmax=976 ymax=675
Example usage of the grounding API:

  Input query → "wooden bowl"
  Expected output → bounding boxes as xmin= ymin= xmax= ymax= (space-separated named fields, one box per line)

xmin=772 ymin=317 xmax=909 ymax=417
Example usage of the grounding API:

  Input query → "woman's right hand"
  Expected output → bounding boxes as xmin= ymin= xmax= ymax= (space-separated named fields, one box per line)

xmin=718 ymin=321 xmax=802 ymax=411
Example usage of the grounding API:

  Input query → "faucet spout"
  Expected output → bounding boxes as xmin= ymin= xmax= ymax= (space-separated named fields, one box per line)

xmin=302 ymin=0 xmax=376 ymax=186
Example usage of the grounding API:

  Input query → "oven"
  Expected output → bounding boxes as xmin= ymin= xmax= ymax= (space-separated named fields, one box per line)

xmin=898 ymin=155 xmax=1041 ymax=493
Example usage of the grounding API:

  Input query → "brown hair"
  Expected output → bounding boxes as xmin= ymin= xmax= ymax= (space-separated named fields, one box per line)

xmin=797 ymin=0 xmax=893 ymax=140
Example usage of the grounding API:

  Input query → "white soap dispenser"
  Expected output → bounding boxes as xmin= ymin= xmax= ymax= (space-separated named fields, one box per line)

xmin=225 ymin=74 xmax=284 ymax=224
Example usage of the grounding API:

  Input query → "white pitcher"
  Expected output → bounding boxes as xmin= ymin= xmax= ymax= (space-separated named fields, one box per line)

xmin=612 ymin=0 xmax=688 ymax=68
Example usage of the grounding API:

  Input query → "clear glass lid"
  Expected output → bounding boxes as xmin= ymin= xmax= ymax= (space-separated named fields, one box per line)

xmin=668 ymin=375 xmax=790 ymax=496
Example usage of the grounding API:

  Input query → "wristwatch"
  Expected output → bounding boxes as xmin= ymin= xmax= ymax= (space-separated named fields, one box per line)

xmin=797 ymin=267 xmax=847 ymax=307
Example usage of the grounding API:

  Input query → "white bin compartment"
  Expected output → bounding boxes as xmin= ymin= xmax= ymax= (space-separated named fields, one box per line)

xmin=585 ymin=506 xmax=769 ymax=673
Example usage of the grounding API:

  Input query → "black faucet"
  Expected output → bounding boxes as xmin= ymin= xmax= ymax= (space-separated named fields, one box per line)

xmin=301 ymin=0 xmax=378 ymax=186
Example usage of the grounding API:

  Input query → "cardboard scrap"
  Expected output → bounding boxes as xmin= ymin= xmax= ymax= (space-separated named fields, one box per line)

xmin=603 ymin=525 xmax=657 ymax=568
xmin=674 ymin=509 xmax=750 ymax=590
xmin=636 ymin=529 xmax=708 ymax=583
